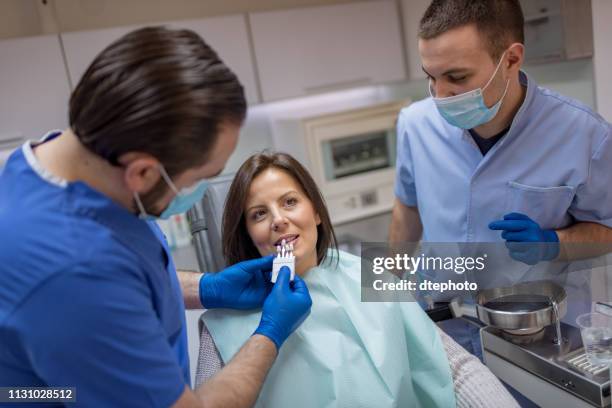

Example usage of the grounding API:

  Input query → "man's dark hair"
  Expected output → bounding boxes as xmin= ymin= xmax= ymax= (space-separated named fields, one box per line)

xmin=70 ymin=26 xmax=246 ymax=177
xmin=419 ymin=0 xmax=525 ymax=59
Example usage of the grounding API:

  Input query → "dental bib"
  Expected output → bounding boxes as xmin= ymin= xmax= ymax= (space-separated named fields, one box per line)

xmin=202 ymin=250 xmax=455 ymax=408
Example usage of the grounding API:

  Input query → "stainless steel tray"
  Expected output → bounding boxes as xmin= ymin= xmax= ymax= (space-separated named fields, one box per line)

xmin=476 ymin=280 xmax=567 ymax=334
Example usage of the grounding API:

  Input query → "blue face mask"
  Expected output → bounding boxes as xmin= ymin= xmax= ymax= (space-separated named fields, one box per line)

xmin=134 ymin=165 xmax=209 ymax=220
xmin=430 ymin=52 xmax=509 ymax=130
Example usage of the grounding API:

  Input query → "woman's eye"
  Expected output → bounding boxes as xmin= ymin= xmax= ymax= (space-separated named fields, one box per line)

xmin=251 ymin=210 xmax=266 ymax=221
xmin=285 ymin=197 xmax=298 ymax=207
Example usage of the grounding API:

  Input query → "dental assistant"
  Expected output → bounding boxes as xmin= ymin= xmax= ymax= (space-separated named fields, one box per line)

xmin=390 ymin=0 xmax=612 ymax=355
xmin=0 ymin=27 xmax=311 ymax=408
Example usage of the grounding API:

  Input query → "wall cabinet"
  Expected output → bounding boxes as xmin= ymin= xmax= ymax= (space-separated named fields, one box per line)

xmin=520 ymin=0 xmax=593 ymax=63
xmin=249 ymin=0 xmax=406 ymax=102
xmin=0 ymin=35 xmax=70 ymax=143
xmin=399 ymin=0 xmax=430 ymax=81
xmin=61 ymin=15 xmax=260 ymax=104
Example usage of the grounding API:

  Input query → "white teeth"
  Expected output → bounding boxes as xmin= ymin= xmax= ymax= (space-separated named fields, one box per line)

xmin=274 ymin=239 xmax=295 ymax=260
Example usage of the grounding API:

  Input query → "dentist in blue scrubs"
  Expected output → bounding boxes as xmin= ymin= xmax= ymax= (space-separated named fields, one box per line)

xmin=390 ymin=0 xmax=612 ymax=361
xmin=0 ymin=27 xmax=311 ymax=408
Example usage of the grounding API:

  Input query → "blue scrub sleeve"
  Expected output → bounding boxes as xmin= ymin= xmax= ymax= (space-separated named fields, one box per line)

xmin=13 ymin=267 xmax=186 ymax=408
xmin=569 ymin=126 xmax=612 ymax=228
xmin=394 ymin=110 xmax=418 ymax=207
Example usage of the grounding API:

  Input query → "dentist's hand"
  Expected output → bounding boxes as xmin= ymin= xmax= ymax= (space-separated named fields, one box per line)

xmin=254 ymin=266 xmax=312 ymax=351
xmin=489 ymin=212 xmax=559 ymax=265
xmin=199 ymin=255 xmax=274 ymax=310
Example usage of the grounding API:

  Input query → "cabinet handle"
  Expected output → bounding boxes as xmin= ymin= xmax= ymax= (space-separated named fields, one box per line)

xmin=525 ymin=15 xmax=550 ymax=25
xmin=304 ymin=77 xmax=372 ymax=94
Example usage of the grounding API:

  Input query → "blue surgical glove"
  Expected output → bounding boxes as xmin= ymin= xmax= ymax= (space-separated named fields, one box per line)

xmin=254 ymin=266 xmax=312 ymax=350
xmin=199 ymin=255 xmax=274 ymax=310
xmin=489 ymin=212 xmax=559 ymax=265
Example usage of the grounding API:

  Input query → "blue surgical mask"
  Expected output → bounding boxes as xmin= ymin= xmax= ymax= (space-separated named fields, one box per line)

xmin=430 ymin=52 xmax=509 ymax=129
xmin=134 ymin=165 xmax=209 ymax=220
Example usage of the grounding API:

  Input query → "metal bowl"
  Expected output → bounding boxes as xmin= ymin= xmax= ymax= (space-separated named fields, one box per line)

xmin=476 ymin=280 xmax=567 ymax=334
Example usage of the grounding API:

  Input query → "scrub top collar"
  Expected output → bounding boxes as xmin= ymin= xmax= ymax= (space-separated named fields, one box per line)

xmin=465 ymin=71 xmax=533 ymax=176
xmin=19 ymin=131 xmax=164 ymax=261
xmin=460 ymin=70 xmax=532 ymax=150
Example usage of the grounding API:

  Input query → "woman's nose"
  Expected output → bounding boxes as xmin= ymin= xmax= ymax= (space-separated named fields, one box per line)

xmin=271 ymin=211 xmax=288 ymax=231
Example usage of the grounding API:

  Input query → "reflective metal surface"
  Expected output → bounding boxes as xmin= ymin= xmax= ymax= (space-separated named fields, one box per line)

xmin=482 ymin=323 xmax=611 ymax=407
xmin=476 ymin=280 xmax=567 ymax=332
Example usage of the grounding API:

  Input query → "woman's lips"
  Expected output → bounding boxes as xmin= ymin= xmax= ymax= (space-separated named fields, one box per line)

xmin=274 ymin=235 xmax=299 ymax=246
xmin=272 ymin=236 xmax=298 ymax=252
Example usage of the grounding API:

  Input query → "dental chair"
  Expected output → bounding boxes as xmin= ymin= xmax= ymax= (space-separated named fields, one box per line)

xmin=187 ymin=174 xmax=518 ymax=408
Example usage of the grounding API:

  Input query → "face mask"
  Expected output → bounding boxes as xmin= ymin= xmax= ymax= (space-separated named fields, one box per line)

xmin=134 ymin=165 xmax=209 ymax=220
xmin=430 ymin=52 xmax=510 ymax=129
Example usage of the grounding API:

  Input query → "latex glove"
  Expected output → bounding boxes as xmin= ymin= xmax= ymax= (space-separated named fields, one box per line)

xmin=254 ymin=266 xmax=312 ymax=350
xmin=489 ymin=212 xmax=559 ymax=265
xmin=199 ymin=255 xmax=274 ymax=310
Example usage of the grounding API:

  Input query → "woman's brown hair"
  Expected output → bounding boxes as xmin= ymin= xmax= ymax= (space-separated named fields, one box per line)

xmin=222 ymin=152 xmax=338 ymax=266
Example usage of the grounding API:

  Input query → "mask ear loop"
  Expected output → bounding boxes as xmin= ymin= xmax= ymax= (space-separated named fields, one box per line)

xmin=158 ymin=164 xmax=181 ymax=195
xmin=132 ymin=164 xmax=177 ymax=218
xmin=428 ymin=79 xmax=436 ymax=98
xmin=133 ymin=191 xmax=148 ymax=218
xmin=483 ymin=51 xmax=511 ymax=109
xmin=482 ymin=51 xmax=507 ymax=92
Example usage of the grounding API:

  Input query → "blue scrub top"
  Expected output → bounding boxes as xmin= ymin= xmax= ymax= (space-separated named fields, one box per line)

xmin=0 ymin=135 xmax=190 ymax=407
xmin=148 ymin=221 xmax=191 ymax=386
xmin=395 ymin=71 xmax=612 ymax=242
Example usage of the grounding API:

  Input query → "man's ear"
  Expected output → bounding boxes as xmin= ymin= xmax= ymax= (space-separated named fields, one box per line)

xmin=119 ymin=152 xmax=161 ymax=194
xmin=506 ymin=42 xmax=524 ymax=74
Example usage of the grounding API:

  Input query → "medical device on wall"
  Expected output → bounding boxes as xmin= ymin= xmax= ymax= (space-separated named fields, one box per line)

xmin=272 ymin=100 xmax=409 ymax=225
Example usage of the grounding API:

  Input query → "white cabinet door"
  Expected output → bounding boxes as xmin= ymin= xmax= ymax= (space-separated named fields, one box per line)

xmin=61 ymin=15 xmax=260 ymax=104
xmin=0 ymin=35 xmax=71 ymax=142
xmin=250 ymin=0 xmax=406 ymax=102
xmin=400 ymin=0 xmax=430 ymax=80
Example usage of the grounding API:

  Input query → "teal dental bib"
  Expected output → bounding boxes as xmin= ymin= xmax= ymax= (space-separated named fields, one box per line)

xmin=202 ymin=250 xmax=455 ymax=408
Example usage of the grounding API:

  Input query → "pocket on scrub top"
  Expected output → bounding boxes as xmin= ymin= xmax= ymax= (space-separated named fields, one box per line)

xmin=506 ymin=181 xmax=575 ymax=229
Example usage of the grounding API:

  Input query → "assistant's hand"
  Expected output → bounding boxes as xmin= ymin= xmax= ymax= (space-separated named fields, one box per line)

xmin=199 ymin=255 xmax=274 ymax=310
xmin=489 ymin=212 xmax=559 ymax=265
xmin=254 ymin=266 xmax=312 ymax=351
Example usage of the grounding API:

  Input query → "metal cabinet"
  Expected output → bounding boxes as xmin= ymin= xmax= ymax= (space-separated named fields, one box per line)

xmin=399 ymin=0 xmax=431 ymax=80
xmin=61 ymin=15 xmax=260 ymax=104
xmin=520 ymin=0 xmax=593 ymax=63
xmin=0 ymin=35 xmax=70 ymax=144
xmin=249 ymin=0 xmax=406 ymax=102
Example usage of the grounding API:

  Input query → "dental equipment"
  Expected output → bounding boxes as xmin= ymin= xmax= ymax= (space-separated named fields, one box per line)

xmin=271 ymin=239 xmax=295 ymax=283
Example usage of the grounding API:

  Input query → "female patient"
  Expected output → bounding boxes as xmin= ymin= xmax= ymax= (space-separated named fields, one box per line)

xmin=198 ymin=152 xmax=516 ymax=407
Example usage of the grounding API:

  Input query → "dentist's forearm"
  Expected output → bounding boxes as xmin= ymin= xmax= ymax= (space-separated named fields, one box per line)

xmin=195 ymin=335 xmax=277 ymax=408
xmin=178 ymin=270 xmax=205 ymax=309
xmin=555 ymin=222 xmax=612 ymax=261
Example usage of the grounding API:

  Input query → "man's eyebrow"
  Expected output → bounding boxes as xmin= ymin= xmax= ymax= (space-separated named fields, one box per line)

xmin=422 ymin=66 xmax=471 ymax=77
